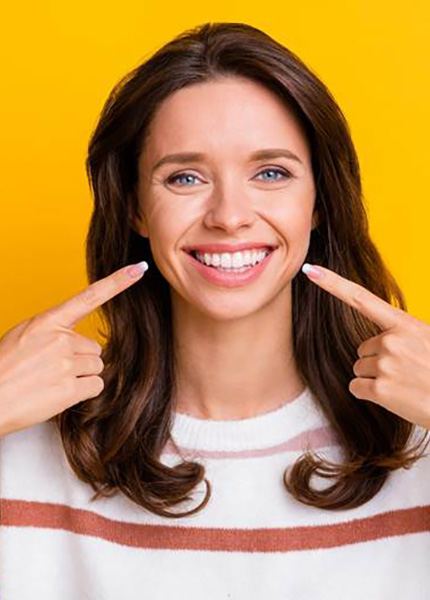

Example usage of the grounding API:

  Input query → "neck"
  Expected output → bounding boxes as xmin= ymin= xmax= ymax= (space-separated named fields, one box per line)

xmin=170 ymin=284 xmax=305 ymax=420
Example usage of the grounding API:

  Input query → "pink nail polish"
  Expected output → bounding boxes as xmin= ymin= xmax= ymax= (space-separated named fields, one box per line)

xmin=301 ymin=263 xmax=323 ymax=279
xmin=126 ymin=261 xmax=149 ymax=278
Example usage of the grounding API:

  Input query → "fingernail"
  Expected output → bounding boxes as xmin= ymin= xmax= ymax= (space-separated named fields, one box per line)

xmin=126 ymin=261 xmax=149 ymax=278
xmin=302 ymin=263 xmax=323 ymax=279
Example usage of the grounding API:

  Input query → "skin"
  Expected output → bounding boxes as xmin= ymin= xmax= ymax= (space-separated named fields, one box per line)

xmin=303 ymin=264 xmax=430 ymax=431
xmin=0 ymin=263 xmax=148 ymax=436
xmin=133 ymin=75 xmax=319 ymax=420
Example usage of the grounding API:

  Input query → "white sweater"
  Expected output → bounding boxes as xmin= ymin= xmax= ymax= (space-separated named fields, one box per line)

xmin=1 ymin=386 xmax=429 ymax=599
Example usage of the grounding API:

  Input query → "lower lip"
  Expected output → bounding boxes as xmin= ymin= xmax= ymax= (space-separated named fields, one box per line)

xmin=184 ymin=250 xmax=276 ymax=288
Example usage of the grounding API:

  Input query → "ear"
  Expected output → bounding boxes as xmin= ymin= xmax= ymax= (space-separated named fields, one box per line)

xmin=130 ymin=213 xmax=149 ymax=238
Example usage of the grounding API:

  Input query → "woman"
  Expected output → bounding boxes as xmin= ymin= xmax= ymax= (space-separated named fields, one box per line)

xmin=1 ymin=21 xmax=429 ymax=599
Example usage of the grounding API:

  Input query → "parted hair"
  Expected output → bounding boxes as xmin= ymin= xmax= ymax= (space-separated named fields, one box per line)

xmin=54 ymin=21 xmax=429 ymax=517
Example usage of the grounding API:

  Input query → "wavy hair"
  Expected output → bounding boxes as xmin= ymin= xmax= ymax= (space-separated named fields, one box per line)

xmin=53 ymin=21 xmax=429 ymax=517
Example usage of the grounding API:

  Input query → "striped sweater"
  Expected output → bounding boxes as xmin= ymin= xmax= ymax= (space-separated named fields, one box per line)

xmin=1 ymin=386 xmax=429 ymax=599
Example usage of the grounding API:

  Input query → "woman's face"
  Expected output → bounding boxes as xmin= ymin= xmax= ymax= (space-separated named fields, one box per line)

xmin=134 ymin=75 xmax=318 ymax=319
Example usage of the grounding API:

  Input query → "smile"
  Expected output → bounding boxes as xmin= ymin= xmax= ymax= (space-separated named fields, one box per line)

xmin=184 ymin=248 xmax=276 ymax=288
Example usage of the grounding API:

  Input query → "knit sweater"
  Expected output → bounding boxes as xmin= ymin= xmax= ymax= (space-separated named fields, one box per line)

xmin=1 ymin=386 xmax=429 ymax=600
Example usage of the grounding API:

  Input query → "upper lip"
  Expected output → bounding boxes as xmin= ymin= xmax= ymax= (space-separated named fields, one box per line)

xmin=183 ymin=242 xmax=278 ymax=254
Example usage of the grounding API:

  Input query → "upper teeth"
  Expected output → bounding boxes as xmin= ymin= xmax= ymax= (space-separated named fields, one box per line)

xmin=195 ymin=249 xmax=270 ymax=268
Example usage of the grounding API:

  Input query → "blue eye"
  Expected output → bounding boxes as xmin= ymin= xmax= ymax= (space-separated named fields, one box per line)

xmin=166 ymin=172 xmax=200 ymax=186
xmin=255 ymin=167 xmax=291 ymax=182
xmin=165 ymin=167 xmax=292 ymax=187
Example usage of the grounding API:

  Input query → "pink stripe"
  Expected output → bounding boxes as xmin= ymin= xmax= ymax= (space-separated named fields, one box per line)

xmin=164 ymin=425 xmax=338 ymax=459
xmin=1 ymin=499 xmax=429 ymax=552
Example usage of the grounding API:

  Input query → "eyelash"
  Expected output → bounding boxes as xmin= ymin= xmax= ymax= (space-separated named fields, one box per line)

xmin=165 ymin=167 xmax=293 ymax=187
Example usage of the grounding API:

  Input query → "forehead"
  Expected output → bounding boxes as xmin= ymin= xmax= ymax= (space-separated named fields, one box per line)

xmin=140 ymin=76 xmax=310 ymax=165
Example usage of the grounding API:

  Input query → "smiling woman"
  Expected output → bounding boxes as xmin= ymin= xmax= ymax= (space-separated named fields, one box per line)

xmin=1 ymin=20 xmax=429 ymax=600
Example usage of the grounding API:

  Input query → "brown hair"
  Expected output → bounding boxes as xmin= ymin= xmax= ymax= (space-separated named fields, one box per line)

xmin=54 ymin=21 xmax=429 ymax=517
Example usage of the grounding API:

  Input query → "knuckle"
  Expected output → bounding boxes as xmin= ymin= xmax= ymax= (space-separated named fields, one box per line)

xmin=26 ymin=313 xmax=42 ymax=327
xmin=55 ymin=329 xmax=73 ymax=344
xmin=380 ymin=334 xmax=397 ymax=353
xmin=20 ymin=315 xmax=41 ymax=338
xmin=348 ymin=378 xmax=358 ymax=395
xmin=373 ymin=377 xmax=389 ymax=397
xmin=79 ymin=285 xmax=98 ymax=307
xmin=356 ymin=343 xmax=365 ymax=358
xmin=93 ymin=357 xmax=105 ymax=373
xmin=59 ymin=356 xmax=74 ymax=373
xmin=114 ymin=268 xmax=127 ymax=283
xmin=52 ymin=333 xmax=73 ymax=353
xmin=376 ymin=356 xmax=392 ymax=376
xmin=351 ymin=287 xmax=367 ymax=306
xmin=93 ymin=341 xmax=103 ymax=354
xmin=91 ymin=376 xmax=105 ymax=396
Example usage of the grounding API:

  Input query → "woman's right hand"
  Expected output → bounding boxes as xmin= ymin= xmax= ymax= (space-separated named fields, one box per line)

xmin=0 ymin=261 xmax=148 ymax=437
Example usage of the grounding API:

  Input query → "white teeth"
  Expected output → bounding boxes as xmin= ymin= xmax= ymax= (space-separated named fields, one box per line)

xmin=195 ymin=249 xmax=270 ymax=269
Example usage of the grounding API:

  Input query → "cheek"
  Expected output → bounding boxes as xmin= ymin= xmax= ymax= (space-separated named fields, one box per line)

xmin=266 ymin=192 xmax=314 ymax=235
xmin=144 ymin=203 xmax=190 ymax=263
xmin=264 ymin=192 xmax=314 ymax=265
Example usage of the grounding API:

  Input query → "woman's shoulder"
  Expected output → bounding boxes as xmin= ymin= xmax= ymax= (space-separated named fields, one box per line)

xmin=407 ymin=424 xmax=430 ymax=455
xmin=0 ymin=420 xmax=75 ymax=497
xmin=0 ymin=420 xmax=61 ymax=460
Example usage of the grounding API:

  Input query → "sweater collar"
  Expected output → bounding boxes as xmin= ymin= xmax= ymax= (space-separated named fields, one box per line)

xmin=170 ymin=386 xmax=327 ymax=452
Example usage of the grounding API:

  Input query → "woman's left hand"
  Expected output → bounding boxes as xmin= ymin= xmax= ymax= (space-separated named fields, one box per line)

xmin=302 ymin=263 xmax=430 ymax=430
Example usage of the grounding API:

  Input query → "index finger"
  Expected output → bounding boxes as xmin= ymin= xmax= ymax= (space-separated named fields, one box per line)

xmin=41 ymin=261 xmax=148 ymax=329
xmin=301 ymin=263 xmax=405 ymax=331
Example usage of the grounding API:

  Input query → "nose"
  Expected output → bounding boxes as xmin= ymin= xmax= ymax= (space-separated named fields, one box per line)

xmin=202 ymin=178 xmax=256 ymax=234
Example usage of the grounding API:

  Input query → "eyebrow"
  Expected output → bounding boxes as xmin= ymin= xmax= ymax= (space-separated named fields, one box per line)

xmin=151 ymin=148 xmax=303 ymax=173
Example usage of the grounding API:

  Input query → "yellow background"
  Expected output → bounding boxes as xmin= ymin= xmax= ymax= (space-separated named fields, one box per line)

xmin=1 ymin=1 xmax=429 ymax=341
